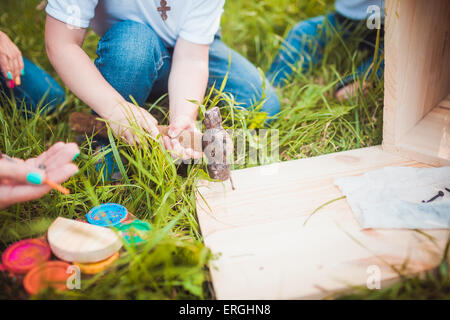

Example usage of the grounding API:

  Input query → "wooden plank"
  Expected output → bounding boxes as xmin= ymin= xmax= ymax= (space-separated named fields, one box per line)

xmin=383 ymin=0 xmax=450 ymax=164
xmin=196 ymin=147 xmax=449 ymax=300
xmin=439 ymin=98 xmax=450 ymax=110
xmin=396 ymin=107 xmax=450 ymax=166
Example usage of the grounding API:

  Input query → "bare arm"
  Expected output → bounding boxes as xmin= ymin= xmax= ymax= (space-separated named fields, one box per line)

xmin=165 ymin=38 xmax=209 ymax=159
xmin=45 ymin=16 xmax=159 ymax=142
xmin=169 ymin=38 xmax=209 ymax=126
xmin=45 ymin=16 xmax=122 ymax=117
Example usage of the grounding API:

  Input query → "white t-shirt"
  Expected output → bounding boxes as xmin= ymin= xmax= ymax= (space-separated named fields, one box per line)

xmin=46 ymin=0 xmax=225 ymax=47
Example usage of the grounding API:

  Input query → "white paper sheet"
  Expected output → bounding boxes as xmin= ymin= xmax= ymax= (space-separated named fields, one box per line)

xmin=335 ymin=166 xmax=450 ymax=229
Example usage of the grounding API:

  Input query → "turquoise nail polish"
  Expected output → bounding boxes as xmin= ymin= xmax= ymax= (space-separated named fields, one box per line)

xmin=21 ymin=69 xmax=25 ymax=76
xmin=27 ymin=172 xmax=44 ymax=185
xmin=7 ymin=72 xmax=12 ymax=80
xmin=72 ymin=152 xmax=80 ymax=161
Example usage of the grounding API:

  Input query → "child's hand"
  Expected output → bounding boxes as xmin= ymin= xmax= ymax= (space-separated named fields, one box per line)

xmin=335 ymin=81 xmax=370 ymax=102
xmin=163 ymin=115 xmax=203 ymax=160
xmin=104 ymin=101 xmax=161 ymax=145
xmin=0 ymin=142 xmax=79 ymax=209
xmin=0 ymin=31 xmax=24 ymax=87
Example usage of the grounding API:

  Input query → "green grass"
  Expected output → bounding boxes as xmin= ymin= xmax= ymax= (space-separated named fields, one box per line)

xmin=1 ymin=0 xmax=444 ymax=300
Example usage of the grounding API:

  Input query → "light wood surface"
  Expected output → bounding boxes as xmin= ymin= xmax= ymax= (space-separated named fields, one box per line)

xmin=395 ymin=106 xmax=450 ymax=166
xmin=383 ymin=0 xmax=450 ymax=165
xmin=47 ymin=217 xmax=123 ymax=263
xmin=196 ymin=147 xmax=449 ymax=300
xmin=439 ymin=97 xmax=450 ymax=110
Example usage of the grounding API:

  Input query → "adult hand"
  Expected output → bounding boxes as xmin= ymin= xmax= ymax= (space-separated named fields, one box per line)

xmin=0 ymin=31 xmax=24 ymax=87
xmin=0 ymin=142 xmax=79 ymax=209
xmin=164 ymin=115 xmax=203 ymax=160
xmin=104 ymin=101 xmax=161 ymax=145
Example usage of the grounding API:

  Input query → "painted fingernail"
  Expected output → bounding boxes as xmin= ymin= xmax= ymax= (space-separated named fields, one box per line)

xmin=7 ymin=71 xmax=12 ymax=80
xmin=9 ymin=80 xmax=14 ymax=89
xmin=15 ymin=76 xmax=21 ymax=86
xmin=26 ymin=172 xmax=44 ymax=185
xmin=72 ymin=152 xmax=80 ymax=161
xmin=21 ymin=69 xmax=25 ymax=76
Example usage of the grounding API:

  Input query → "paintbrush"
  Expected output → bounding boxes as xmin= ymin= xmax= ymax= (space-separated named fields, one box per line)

xmin=44 ymin=179 xmax=70 ymax=195
xmin=38 ymin=165 xmax=70 ymax=195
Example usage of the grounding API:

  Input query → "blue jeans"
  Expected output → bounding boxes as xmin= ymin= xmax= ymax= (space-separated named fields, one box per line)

xmin=0 ymin=57 xmax=65 ymax=113
xmin=267 ymin=12 xmax=384 ymax=88
xmin=94 ymin=20 xmax=280 ymax=120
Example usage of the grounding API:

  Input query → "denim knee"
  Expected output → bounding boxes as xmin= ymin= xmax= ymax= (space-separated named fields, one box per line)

xmin=261 ymin=84 xmax=281 ymax=121
xmin=95 ymin=20 xmax=169 ymax=105
xmin=267 ymin=13 xmax=338 ymax=86
xmin=0 ymin=57 xmax=66 ymax=114
xmin=290 ymin=13 xmax=337 ymax=42
xmin=208 ymin=38 xmax=281 ymax=123
xmin=97 ymin=20 xmax=164 ymax=70
xmin=286 ymin=14 xmax=334 ymax=62
xmin=290 ymin=15 xmax=326 ymax=37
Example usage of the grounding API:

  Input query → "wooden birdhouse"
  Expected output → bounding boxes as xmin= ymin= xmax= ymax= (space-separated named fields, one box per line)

xmin=383 ymin=0 xmax=450 ymax=166
xmin=195 ymin=0 xmax=450 ymax=300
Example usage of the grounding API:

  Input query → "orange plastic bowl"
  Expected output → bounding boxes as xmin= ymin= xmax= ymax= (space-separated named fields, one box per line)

xmin=23 ymin=261 xmax=72 ymax=295
xmin=74 ymin=252 xmax=119 ymax=275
